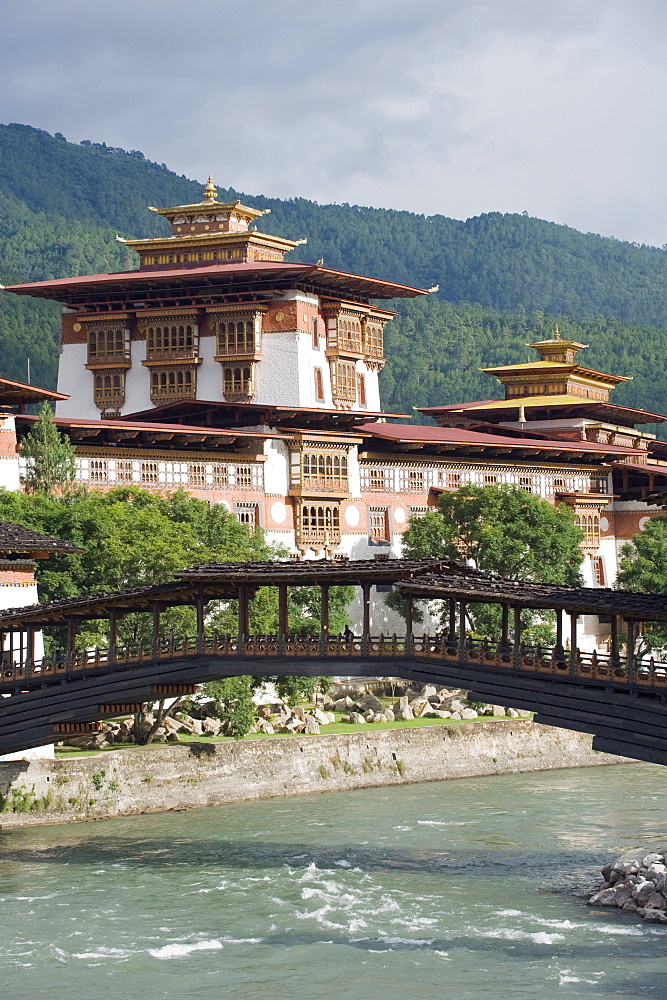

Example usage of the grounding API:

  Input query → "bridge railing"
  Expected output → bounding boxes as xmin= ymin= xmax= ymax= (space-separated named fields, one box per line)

xmin=1 ymin=632 xmax=666 ymax=690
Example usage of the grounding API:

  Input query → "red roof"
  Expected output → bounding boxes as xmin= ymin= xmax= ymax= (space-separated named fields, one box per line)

xmin=4 ymin=261 xmax=428 ymax=302
xmin=18 ymin=413 xmax=285 ymax=440
xmin=611 ymin=462 xmax=667 ymax=476
xmin=0 ymin=376 xmax=67 ymax=408
xmin=356 ymin=422 xmax=646 ymax=456
xmin=418 ymin=399 xmax=667 ymax=424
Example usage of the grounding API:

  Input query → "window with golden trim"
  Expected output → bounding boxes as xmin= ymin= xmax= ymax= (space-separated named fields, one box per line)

xmin=408 ymin=469 xmax=424 ymax=491
xmin=150 ymin=368 xmax=195 ymax=399
xmin=88 ymin=327 xmax=128 ymax=360
xmin=483 ymin=474 xmax=498 ymax=485
xmin=592 ymin=555 xmax=605 ymax=586
xmin=337 ymin=315 xmax=362 ymax=353
xmin=235 ymin=465 xmax=253 ymax=488
xmin=89 ymin=459 xmax=108 ymax=483
xmin=330 ymin=361 xmax=356 ymax=404
xmin=364 ymin=320 xmax=384 ymax=358
xmin=299 ymin=503 xmax=341 ymax=545
xmin=189 ymin=463 xmax=206 ymax=486
xmin=216 ymin=318 xmax=258 ymax=356
xmin=519 ymin=476 xmax=533 ymax=492
xmin=576 ymin=513 xmax=600 ymax=547
xmin=368 ymin=468 xmax=386 ymax=490
xmin=141 ymin=461 xmax=159 ymax=485
xmin=222 ymin=365 xmax=254 ymax=399
xmin=301 ymin=452 xmax=348 ymax=489
xmin=369 ymin=506 xmax=390 ymax=542
xmin=116 ymin=460 xmax=134 ymax=484
xmin=212 ymin=464 xmax=229 ymax=487
xmin=146 ymin=322 xmax=196 ymax=358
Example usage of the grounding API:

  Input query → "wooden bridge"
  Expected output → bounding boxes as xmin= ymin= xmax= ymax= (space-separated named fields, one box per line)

xmin=1 ymin=557 xmax=667 ymax=765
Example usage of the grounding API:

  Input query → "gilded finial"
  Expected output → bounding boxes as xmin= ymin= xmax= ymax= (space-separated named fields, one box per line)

xmin=202 ymin=174 xmax=217 ymax=202
xmin=553 ymin=323 xmax=561 ymax=340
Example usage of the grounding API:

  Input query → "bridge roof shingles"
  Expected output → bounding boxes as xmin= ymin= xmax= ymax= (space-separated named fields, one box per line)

xmin=398 ymin=574 xmax=667 ymax=621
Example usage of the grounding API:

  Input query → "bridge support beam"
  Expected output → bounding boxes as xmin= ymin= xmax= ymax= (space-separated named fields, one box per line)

xmin=501 ymin=604 xmax=509 ymax=650
xmin=512 ymin=606 xmax=521 ymax=670
xmin=320 ymin=585 xmax=329 ymax=656
xmin=152 ymin=605 xmax=161 ymax=659
xmin=626 ymin=617 xmax=636 ymax=682
xmin=66 ymin=618 xmax=76 ymax=669
xmin=238 ymin=586 xmax=249 ymax=644
xmin=278 ymin=584 xmax=288 ymax=653
xmin=569 ymin=611 xmax=578 ymax=675
xmin=555 ymin=609 xmax=563 ymax=656
xmin=109 ymin=610 xmax=117 ymax=663
xmin=459 ymin=601 xmax=467 ymax=662
xmin=362 ymin=582 xmax=371 ymax=654
xmin=25 ymin=625 xmax=35 ymax=669
xmin=448 ymin=599 xmax=456 ymax=640
xmin=196 ymin=592 xmax=205 ymax=654
xmin=610 ymin=614 xmax=619 ymax=666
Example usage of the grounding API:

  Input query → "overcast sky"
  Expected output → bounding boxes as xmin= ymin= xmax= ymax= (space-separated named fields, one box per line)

xmin=2 ymin=0 xmax=665 ymax=245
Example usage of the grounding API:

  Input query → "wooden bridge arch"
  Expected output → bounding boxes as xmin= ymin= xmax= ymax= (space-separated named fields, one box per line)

xmin=1 ymin=557 xmax=667 ymax=765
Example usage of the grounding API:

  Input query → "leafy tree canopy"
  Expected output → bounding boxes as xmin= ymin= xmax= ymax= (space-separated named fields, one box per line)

xmin=398 ymin=485 xmax=584 ymax=643
xmin=616 ymin=518 xmax=667 ymax=653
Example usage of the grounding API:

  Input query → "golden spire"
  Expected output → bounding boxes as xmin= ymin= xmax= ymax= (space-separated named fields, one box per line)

xmin=553 ymin=323 xmax=561 ymax=340
xmin=202 ymin=174 xmax=217 ymax=202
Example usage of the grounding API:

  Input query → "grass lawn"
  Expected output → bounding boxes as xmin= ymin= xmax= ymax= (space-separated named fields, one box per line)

xmin=54 ymin=713 xmax=524 ymax=758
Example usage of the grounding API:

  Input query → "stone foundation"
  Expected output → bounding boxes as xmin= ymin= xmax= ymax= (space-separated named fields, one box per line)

xmin=0 ymin=720 xmax=628 ymax=829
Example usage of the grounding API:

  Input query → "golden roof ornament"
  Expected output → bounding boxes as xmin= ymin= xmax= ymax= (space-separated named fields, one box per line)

xmin=553 ymin=323 xmax=561 ymax=340
xmin=202 ymin=174 xmax=218 ymax=203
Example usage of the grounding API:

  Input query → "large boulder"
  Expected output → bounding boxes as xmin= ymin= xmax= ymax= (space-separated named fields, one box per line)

xmin=358 ymin=693 xmax=383 ymax=714
xmin=382 ymin=709 xmax=395 ymax=722
xmin=420 ymin=685 xmax=438 ymax=698
xmin=410 ymin=698 xmax=430 ymax=718
xmin=460 ymin=708 xmax=478 ymax=719
xmin=202 ymin=718 xmax=221 ymax=735
xmin=304 ymin=715 xmax=320 ymax=735
xmin=334 ymin=696 xmax=355 ymax=712
xmin=348 ymin=712 xmax=367 ymax=724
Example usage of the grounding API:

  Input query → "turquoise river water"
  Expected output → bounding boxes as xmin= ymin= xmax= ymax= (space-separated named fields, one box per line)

xmin=0 ymin=761 xmax=666 ymax=999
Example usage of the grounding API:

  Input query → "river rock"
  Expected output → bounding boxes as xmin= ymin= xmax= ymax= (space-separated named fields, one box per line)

xmin=632 ymin=881 xmax=655 ymax=905
xmin=638 ymin=908 xmax=667 ymax=923
xmin=646 ymin=862 xmax=667 ymax=878
xmin=612 ymin=885 xmax=634 ymax=907
xmin=621 ymin=899 xmax=639 ymax=912
xmin=644 ymin=852 xmax=665 ymax=867
xmin=645 ymin=892 xmax=667 ymax=910
xmin=589 ymin=887 xmax=618 ymax=906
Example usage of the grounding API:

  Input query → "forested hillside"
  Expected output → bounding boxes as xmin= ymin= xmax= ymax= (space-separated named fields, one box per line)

xmin=2 ymin=121 xmax=667 ymax=420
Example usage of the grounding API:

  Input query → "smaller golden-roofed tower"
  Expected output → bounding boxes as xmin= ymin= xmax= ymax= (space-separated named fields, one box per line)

xmin=118 ymin=174 xmax=306 ymax=269
xmin=527 ymin=324 xmax=589 ymax=365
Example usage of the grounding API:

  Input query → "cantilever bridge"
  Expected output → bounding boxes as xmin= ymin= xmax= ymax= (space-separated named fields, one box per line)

xmin=1 ymin=557 xmax=667 ymax=765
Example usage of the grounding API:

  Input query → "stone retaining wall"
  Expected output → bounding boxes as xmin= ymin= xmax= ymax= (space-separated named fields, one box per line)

xmin=0 ymin=720 xmax=628 ymax=829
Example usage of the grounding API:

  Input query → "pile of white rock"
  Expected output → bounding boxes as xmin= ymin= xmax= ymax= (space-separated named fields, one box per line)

xmin=252 ymin=703 xmax=335 ymax=736
xmin=589 ymin=849 xmax=667 ymax=923
xmin=334 ymin=685 xmax=531 ymax=724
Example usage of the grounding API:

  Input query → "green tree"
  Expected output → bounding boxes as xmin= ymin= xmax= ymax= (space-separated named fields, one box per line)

xmin=616 ymin=518 xmax=667 ymax=653
xmin=19 ymin=403 xmax=76 ymax=494
xmin=399 ymin=485 xmax=584 ymax=642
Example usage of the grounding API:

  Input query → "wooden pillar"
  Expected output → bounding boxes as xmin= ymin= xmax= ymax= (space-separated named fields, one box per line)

xmin=109 ymin=610 xmax=117 ymax=662
xmin=152 ymin=604 xmax=161 ymax=659
xmin=626 ymin=618 xmax=636 ymax=681
xmin=26 ymin=625 xmax=35 ymax=669
xmin=66 ymin=618 xmax=76 ymax=669
xmin=8 ymin=629 xmax=14 ymax=665
xmin=459 ymin=600 xmax=467 ymax=661
xmin=362 ymin=582 xmax=371 ymax=652
xmin=570 ymin=612 xmax=578 ymax=674
xmin=610 ymin=614 xmax=618 ymax=665
xmin=238 ymin=585 xmax=249 ymax=641
xmin=320 ymin=584 xmax=329 ymax=656
xmin=196 ymin=591 xmax=206 ymax=654
xmin=278 ymin=584 xmax=289 ymax=637
xmin=513 ymin=606 xmax=522 ymax=670
xmin=320 ymin=585 xmax=330 ymax=637
xmin=555 ymin=608 xmax=563 ymax=655
xmin=448 ymin=599 xmax=456 ymax=639
xmin=501 ymin=604 xmax=509 ymax=648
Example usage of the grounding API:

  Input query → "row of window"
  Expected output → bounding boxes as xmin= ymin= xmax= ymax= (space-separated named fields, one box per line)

xmin=88 ymin=328 xmax=127 ymax=358
xmin=142 ymin=249 xmax=245 ymax=265
xmin=146 ymin=324 xmax=196 ymax=355
xmin=77 ymin=459 xmax=262 ymax=489
xmin=360 ymin=466 xmax=609 ymax=495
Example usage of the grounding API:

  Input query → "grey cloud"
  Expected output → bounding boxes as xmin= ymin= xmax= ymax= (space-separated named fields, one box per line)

xmin=1 ymin=0 xmax=666 ymax=245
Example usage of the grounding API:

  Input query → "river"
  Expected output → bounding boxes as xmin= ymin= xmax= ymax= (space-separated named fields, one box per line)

xmin=0 ymin=761 xmax=665 ymax=999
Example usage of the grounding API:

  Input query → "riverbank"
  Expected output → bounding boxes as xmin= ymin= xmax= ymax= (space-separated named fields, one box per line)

xmin=0 ymin=719 xmax=628 ymax=828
